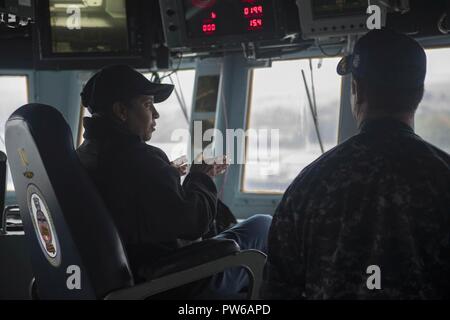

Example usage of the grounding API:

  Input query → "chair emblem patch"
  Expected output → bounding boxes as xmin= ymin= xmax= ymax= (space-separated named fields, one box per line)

xmin=27 ymin=185 xmax=61 ymax=267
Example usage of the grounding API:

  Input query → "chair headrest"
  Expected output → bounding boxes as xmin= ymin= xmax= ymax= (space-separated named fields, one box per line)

xmin=6 ymin=103 xmax=134 ymax=299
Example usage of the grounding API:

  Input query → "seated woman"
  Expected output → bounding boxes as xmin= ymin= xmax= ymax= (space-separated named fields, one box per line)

xmin=76 ymin=64 xmax=272 ymax=298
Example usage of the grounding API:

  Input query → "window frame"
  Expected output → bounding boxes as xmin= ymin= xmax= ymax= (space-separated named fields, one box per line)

xmin=214 ymin=49 xmax=347 ymax=219
xmin=149 ymin=67 xmax=197 ymax=160
xmin=77 ymin=100 xmax=87 ymax=147
xmin=77 ymin=71 xmax=96 ymax=147
xmin=230 ymin=39 xmax=450 ymax=218
xmin=0 ymin=70 xmax=34 ymax=205
xmin=240 ymin=56 xmax=343 ymax=195
xmin=413 ymin=45 xmax=450 ymax=154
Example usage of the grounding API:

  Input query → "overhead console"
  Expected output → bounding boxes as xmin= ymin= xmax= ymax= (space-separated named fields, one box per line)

xmin=159 ymin=0 xmax=296 ymax=56
xmin=160 ymin=0 xmax=450 ymax=58
xmin=160 ymin=0 xmax=387 ymax=55
xmin=160 ymin=0 xmax=282 ymax=46
xmin=2 ymin=0 xmax=449 ymax=69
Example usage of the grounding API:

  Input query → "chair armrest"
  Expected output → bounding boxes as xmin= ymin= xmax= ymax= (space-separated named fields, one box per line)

xmin=104 ymin=249 xmax=267 ymax=300
xmin=142 ymin=238 xmax=240 ymax=279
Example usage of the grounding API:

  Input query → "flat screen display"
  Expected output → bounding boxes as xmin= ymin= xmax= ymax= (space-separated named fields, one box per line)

xmin=49 ymin=0 xmax=129 ymax=54
xmin=183 ymin=0 xmax=275 ymax=39
xmin=312 ymin=0 xmax=367 ymax=19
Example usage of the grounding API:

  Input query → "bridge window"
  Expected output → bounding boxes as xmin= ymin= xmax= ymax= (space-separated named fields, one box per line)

xmin=243 ymin=58 xmax=341 ymax=193
xmin=415 ymin=47 xmax=450 ymax=153
xmin=145 ymin=70 xmax=195 ymax=160
xmin=0 ymin=75 xmax=29 ymax=191
xmin=79 ymin=69 xmax=195 ymax=162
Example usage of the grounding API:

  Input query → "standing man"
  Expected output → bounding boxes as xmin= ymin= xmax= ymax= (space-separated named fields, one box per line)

xmin=264 ymin=29 xmax=450 ymax=299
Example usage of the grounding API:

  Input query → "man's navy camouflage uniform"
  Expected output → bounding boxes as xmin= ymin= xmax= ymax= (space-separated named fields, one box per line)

xmin=263 ymin=118 xmax=450 ymax=299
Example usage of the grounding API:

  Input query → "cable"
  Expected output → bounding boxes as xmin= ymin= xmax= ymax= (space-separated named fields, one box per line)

xmin=150 ymin=72 xmax=161 ymax=84
xmin=316 ymin=40 xmax=345 ymax=57
xmin=159 ymin=53 xmax=183 ymax=82
xmin=168 ymin=74 xmax=189 ymax=124
xmin=218 ymin=82 xmax=230 ymax=201
xmin=438 ymin=13 xmax=449 ymax=34
xmin=175 ymin=71 xmax=188 ymax=114
xmin=301 ymin=69 xmax=325 ymax=154
xmin=309 ymin=58 xmax=318 ymax=118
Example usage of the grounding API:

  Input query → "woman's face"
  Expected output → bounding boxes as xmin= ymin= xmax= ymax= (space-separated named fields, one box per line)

xmin=124 ymin=95 xmax=160 ymax=141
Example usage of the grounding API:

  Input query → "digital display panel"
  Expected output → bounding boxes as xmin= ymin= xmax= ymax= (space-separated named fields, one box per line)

xmin=183 ymin=0 xmax=275 ymax=39
xmin=49 ymin=0 xmax=129 ymax=54
xmin=312 ymin=0 xmax=367 ymax=19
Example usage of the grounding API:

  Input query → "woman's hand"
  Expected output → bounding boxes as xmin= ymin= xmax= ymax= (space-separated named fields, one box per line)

xmin=190 ymin=155 xmax=229 ymax=177
xmin=171 ymin=155 xmax=188 ymax=176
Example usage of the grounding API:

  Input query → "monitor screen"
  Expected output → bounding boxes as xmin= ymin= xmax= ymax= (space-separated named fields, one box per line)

xmin=182 ymin=0 xmax=276 ymax=39
xmin=312 ymin=0 xmax=367 ymax=19
xmin=34 ymin=0 xmax=158 ymax=69
xmin=48 ymin=0 xmax=129 ymax=54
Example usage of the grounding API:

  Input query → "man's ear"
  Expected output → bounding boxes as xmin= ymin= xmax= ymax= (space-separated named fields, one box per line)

xmin=351 ymin=78 xmax=356 ymax=96
xmin=353 ymin=78 xmax=366 ymax=105
xmin=112 ymin=102 xmax=128 ymax=122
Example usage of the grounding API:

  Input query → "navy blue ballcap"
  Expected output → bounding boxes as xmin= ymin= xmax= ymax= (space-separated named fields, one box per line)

xmin=81 ymin=65 xmax=174 ymax=114
xmin=337 ymin=29 xmax=426 ymax=89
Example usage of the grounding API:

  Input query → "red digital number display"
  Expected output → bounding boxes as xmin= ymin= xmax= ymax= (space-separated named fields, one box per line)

xmin=244 ymin=3 xmax=264 ymax=31
xmin=249 ymin=18 xmax=262 ymax=29
xmin=202 ymin=23 xmax=216 ymax=33
xmin=243 ymin=5 xmax=263 ymax=16
xmin=195 ymin=1 xmax=267 ymax=37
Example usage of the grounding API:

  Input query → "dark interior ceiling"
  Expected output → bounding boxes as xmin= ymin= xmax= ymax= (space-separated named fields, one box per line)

xmin=0 ymin=0 xmax=448 ymax=69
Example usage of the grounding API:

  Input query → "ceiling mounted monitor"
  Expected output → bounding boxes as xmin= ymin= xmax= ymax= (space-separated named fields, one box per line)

xmin=297 ymin=0 xmax=386 ymax=40
xmin=48 ymin=0 xmax=129 ymax=54
xmin=33 ymin=0 xmax=160 ymax=69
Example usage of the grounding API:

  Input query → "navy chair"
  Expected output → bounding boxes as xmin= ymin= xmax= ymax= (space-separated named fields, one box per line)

xmin=0 ymin=151 xmax=6 ymax=234
xmin=5 ymin=104 xmax=266 ymax=300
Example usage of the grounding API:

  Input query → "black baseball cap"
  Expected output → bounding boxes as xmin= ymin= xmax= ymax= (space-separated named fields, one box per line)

xmin=337 ymin=29 xmax=426 ymax=89
xmin=81 ymin=65 xmax=174 ymax=113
